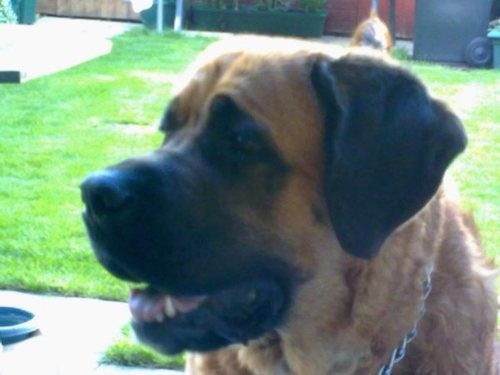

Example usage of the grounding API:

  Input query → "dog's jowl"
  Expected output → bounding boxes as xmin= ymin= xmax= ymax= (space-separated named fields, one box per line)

xmin=81 ymin=37 xmax=497 ymax=375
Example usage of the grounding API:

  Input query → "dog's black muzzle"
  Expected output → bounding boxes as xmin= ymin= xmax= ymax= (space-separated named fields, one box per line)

xmin=81 ymin=152 xmax=188 ymax=287
xmin=80 ymin=150 xmax=293 ymax=354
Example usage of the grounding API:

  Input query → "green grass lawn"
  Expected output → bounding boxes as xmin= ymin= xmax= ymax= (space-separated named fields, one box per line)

xmin=0 ymin=30 xmax=498 ymax=369
xmin=407 ymin=63 xmax=500 ymax=263
xmin=0 ymin=31 xmax=498 ymax=298
xmin=0 ymin=29 xmax=214 ymax=299
xmin=102 ymin=324 xmax=185 ymax=369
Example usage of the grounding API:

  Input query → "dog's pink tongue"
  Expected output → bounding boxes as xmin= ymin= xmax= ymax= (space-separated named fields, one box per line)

xmin=129 ymin=289 xmax=165 ymax=322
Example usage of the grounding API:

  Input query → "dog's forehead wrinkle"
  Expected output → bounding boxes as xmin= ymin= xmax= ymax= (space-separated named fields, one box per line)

xmin=175 ymin=46 xmax=329 ymax=149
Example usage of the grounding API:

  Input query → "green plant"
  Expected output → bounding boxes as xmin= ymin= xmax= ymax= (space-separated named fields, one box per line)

xmin=102 ymin=324 xmax=185 ymax=369
xmin=0 ymin=0 xmax=17 ymax=23
xmin=392 ymin=46 xmax=411 ymax=61
xmin=192 ymin=0 xmax=326 ymax=12
xmin=298 ymin=0 xmax=326 ymax=13
xmin=196 ymin=0 xmax=235 ymax=10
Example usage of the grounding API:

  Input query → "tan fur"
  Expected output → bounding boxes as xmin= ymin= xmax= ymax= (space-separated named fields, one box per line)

xmin=170 ymin=38 xmax=497 ymax=375
xmin=350 ymin=11 xmax=393 ymax=53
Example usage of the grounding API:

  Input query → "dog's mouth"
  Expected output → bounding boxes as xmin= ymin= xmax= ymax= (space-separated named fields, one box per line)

xmin=88 ymin=241 xmax=292 ymax=354
xmin=128 ymin=278 xmax=287 ymax=355
xmin=129 ymin=289 xmax=207 ymax=322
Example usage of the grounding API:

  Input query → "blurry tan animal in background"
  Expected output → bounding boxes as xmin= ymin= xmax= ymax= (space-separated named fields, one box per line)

xmin=351 ymin=0 xmax=392 ymax=53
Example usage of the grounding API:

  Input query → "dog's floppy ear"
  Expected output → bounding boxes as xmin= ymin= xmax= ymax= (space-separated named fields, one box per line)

xmin=310 ymin=55 xmax=467 ymax=259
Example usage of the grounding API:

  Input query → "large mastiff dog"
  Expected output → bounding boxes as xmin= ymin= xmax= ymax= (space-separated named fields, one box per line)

xmin=81 ymin=38 xmax=497 ymax=374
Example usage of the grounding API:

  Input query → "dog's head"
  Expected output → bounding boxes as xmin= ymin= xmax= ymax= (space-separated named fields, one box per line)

xmin=81 ymin=38 xmax=466 ymax=356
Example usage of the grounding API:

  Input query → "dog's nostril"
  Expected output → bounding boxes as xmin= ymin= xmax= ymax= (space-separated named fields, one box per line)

xmin=247 ymin=289 xmax=257 ymax=304
xmin=81 ymin=170 xmax=132 ymax=216
xmin=90 ymin=186 xmax=130 ymax=213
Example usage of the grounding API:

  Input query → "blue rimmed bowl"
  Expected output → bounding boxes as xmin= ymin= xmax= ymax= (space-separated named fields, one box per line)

xmin=0 ymin=306 xmax=38 ymax=344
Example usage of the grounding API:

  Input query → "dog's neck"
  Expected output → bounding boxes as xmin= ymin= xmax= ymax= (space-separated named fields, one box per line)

xmin=235 ymin=264 xmax=435 ymax=375
xmin=243 ymin=268 xmax=434 ymax=375
xmin=239 ymin=196 xmax=444 ymax=375
xmin=376 ymin=268 xmax=432 ymax=375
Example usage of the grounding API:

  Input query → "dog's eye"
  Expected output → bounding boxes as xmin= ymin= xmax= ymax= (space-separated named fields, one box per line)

xmin=202 ymin=96 xmax=279 ymax=169
xmin=229 ymin=128 xmax=263 ymax=159
xmin=200 ymin=123 xmax=266 ymax=167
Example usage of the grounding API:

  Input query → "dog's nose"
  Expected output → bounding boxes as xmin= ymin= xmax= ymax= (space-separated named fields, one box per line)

xmin=81 ymin=170 xmax=132 ymax=217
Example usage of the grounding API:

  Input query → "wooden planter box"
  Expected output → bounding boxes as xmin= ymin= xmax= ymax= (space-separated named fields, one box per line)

xmin=189 ymin=8 xmax=327 ymax=38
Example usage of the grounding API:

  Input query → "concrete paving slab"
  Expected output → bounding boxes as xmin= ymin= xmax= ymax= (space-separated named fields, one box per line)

xmin=0 ymin=291 xmax=182 ymax=375
xmin=93 ymin=365 xmax=182 ymax=375
xmin=0 ymin=17 xmax=138 ymax=83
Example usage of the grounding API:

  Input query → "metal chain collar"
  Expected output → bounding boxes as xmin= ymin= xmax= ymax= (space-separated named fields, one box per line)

xmin=377 ymin=269 xmax=433 ymax=375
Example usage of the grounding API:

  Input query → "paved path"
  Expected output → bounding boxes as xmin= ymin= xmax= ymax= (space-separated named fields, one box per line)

xmin=0 ymin=17 xmax=138 ymax=83
xmin=0 ymin=291 xmax=182 ymax=375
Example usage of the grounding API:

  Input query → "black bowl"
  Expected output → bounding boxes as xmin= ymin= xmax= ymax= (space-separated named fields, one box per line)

xmin=0 ymin=306 xmax=38 ymax=344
